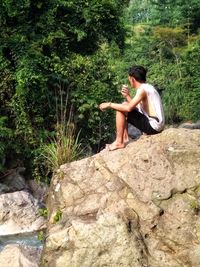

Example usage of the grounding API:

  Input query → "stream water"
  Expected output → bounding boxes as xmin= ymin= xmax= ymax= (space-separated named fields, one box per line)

xmin=0 ymin=232 xmax=43 ymax=251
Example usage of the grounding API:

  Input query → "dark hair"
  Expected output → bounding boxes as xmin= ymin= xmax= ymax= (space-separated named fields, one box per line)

xmin=128 ymin=66 xmax=147 ymax=83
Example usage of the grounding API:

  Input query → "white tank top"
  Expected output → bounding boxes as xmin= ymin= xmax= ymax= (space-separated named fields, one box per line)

xmin=137 ymin=83 xmax=165 ymax=132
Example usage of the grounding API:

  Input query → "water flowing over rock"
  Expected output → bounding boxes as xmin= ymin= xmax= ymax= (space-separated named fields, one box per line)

xmin=41 ymin=128 xmax=200 ymax=267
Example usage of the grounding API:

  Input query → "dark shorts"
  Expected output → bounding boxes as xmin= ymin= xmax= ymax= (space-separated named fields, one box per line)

xmin=127 ymin=108 xmax=159 ymax=135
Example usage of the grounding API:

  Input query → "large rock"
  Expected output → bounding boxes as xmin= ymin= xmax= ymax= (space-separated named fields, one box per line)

xmin=128 ymin=123 xmax=142 ymax=139
xmin=0 ymin=191 xmax=46 ymax=235
xmin=0 ymin=167 xmax=26 ymax=194
xmin=0 ymin=167 xmax=48 ymax=204
xmin=41 ymin=128 xmax=200 ymax=267
xmin=179 ymin=120 xmax=200 ymax=129
xmin=0 ymin=244 xmax=42 ymax=267
xmin=27 ymin=180 xmax=49 ymax=204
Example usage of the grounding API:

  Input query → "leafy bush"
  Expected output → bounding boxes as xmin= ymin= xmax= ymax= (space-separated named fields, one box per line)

xmin=0 ymin=0 xmax=127 ymax=177
xmin=0 ymin=117 xmax=13 ymax=172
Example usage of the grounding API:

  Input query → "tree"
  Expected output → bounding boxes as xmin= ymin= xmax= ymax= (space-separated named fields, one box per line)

xmin=116 ymin=0 xmax=200 ymax=124
xmin=0 ymin=0 xmax=128 ymax=175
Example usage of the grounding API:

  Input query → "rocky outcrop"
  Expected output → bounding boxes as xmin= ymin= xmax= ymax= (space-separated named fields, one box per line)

xmin=41 ymin=128 xmax=200 ymax=267
xmin=128 ymin=123 xmax=142 ymax=139
xmin=0 ymin=168 xmax=48 ymax=236
xmin=0 ymin=191 xmax=46 ymax=235
xmin=0 ymin=244 xmax=42 ymax=267
xmin=0 ymin=169 xmax=47 ymax=267
xmin=179 ymin=121 xmax=200 ymax=129
xmin=0 ymin=167 xmax=27 ymax=194
xmin=0 ymin=167 xmax=48 ymax=202
xmin=27 ymin=180 xmax=49 ymax=204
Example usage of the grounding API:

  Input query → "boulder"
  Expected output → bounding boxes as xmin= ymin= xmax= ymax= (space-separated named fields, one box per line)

xmin=0 ymin=244 xmax=41 ymax=267
xmin=0 ymin=190 xmax=46 ymax=235
xmin=179 ymin=120 xmax=200 ymax=129
xmin=27 ymin=180 xmax=49 ymax=204
xmin=0 ymin=167 xmax=26 ymax=194
xmin=128 ymin=123 xmax=142 ymax=139
xmin=41 ymin=128 xmax=200 ymax=267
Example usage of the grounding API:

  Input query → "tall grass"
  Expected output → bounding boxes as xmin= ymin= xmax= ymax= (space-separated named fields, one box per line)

xmin=34 ymin=80 xmax=82 ymax=182
xmin=40 ymin=122 xmax=82 ymax=174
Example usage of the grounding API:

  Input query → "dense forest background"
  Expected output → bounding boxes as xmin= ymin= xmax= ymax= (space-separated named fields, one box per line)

xmin=0 ymin=0 xmax=199 ymax=181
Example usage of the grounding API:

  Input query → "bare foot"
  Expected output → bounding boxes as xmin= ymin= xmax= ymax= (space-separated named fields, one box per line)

xmin=106 ymin=142 xmax=125 ymax=151
xmin=124 ymin=138 xmax=130 ymax=144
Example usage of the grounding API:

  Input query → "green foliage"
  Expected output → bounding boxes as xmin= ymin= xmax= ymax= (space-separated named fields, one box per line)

xmin=53 ymin=209 xmax=62 ymax=224
xmin=0 ymin=117 xmax=13 ymax=172
xmin=37 ymin=230 xmax=44 ymax=242
xmin=35 ymin=122 xmax=83 ymax=180
xmin=1 ymin=0 xmax=199 ymax=179
xmin=118 ymin=0 xmax=200 ymax=124
xmin=0 ymin=0 xmax=127 ymax=177
xmin=38 ymin=207 xmax=48 ymax=218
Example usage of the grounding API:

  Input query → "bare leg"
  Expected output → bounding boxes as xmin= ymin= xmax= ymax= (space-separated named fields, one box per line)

xmin=123 ymin=121 xmax=129 ymax=143
xmin=122 ymin=101 xmax=129 ymax=143
xmin=106 ymin=110 xmax=126 ymax=151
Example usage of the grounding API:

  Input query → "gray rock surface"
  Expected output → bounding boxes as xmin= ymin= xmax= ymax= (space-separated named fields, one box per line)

xmin=0 ymin=244 xmax=42 ymax=267
xmin=27 ymin=180 xmax=49 ymax=204
xmin=0 ymin=167 xmax=26 ymax=194
xmin=41 ymin=128 xmax=200 ymax=267
xmin=0 ymin=191 xmax=46 ymax=235
xmin=179 ymin=121 xmax=200 ymax=129
xmin=128 ymin=123 xmax=142 ymax=139
xmin=0 ymin=167 xmax=48 ymax=205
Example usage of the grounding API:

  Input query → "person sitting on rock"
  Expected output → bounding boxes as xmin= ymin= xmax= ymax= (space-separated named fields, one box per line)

xmin=99 ymin=65 xmax=165 ymax=151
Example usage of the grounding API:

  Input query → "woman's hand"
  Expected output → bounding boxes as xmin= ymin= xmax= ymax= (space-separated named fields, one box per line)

xmin=99 ymin=102 xmax=111 ymax=111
